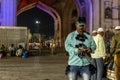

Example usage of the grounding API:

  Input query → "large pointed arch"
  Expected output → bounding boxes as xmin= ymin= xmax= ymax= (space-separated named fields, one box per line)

xmin=17 ymin=1 xmax=61 ymax=46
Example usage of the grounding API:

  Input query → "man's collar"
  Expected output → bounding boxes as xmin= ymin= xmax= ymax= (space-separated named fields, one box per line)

xmin=75 ymin=30 xmax=86 ymax=35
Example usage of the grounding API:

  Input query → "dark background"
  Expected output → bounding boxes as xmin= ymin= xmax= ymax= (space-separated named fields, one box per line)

xmin=17 ymin=7 xmax=54 ymax=37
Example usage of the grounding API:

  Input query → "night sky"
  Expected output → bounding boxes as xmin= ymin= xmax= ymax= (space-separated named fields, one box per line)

xmin=17 ymin=7 xmax=54 ymax=37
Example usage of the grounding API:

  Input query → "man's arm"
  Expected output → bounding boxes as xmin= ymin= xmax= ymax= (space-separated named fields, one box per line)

xmin=88 ymin=35 xmax=96 ymax=53
xmin=110 ymin=36 xmax=116 ymax=55
xmin=64 ymin=34 xmax=78 ymax=55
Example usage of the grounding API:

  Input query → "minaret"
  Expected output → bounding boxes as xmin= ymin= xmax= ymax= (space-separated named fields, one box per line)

xmin=1 ymin=0 xmax=17 ymax=26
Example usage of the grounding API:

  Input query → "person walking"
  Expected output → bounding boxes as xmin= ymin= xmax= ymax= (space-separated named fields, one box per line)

xmin=91 ymin=28 xmax=106 ymax=80
xmin=64 ymin=17 xmax=96 ymax=80
xmin=110 ymin=26 xmax=120 ymax=80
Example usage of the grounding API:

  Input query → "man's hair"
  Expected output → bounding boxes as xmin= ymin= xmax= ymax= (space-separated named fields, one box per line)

xmin=76 ymin=17 xmax=86 ymax=25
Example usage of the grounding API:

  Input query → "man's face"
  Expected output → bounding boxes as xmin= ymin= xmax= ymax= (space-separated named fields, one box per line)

xmin=76 ymin=24 xmax=85 ymax=33
xmin=98 ymin=32 xmax=104 ymax=36
xmin=92 ymin=32 xmax=97 ymax=36
xmin=115 ymin=29 xmax=120 ymax=34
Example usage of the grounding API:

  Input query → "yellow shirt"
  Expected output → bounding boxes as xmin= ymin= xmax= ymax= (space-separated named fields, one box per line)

xmin=91 ymin=34 xmax=106 ymax=58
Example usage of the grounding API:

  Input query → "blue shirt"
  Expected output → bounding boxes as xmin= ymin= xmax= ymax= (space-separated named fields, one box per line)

xmin=65 ymin=30 xmax=96 ymax=66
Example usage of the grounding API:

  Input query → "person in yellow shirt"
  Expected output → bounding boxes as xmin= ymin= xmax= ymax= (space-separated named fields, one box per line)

xmin=91 ymin=28 xmax=106 ymax=80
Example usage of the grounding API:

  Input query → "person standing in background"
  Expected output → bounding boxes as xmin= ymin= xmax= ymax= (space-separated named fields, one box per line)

xmin=92 ymin=30 xmax=97 ymax=40
xmin=92 ymin=30 xmax=97 ymax=36
xmin=110 ymin=26 xmax=120 ymax=80
xmin=91 ymin=28 xmax=106 ymax=80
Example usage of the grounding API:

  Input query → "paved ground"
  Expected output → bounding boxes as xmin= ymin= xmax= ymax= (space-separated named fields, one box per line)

xmin=0 ymin=54 xmax=68 ymax=80
xmin=0 ymin=54 xmax=108 ymax=80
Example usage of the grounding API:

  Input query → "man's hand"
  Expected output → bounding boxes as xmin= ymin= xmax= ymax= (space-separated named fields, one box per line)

xmin=78 ymin=49 xmax=85 ymax=54
xmin=85 ymin=48 xmax=92 ymax=53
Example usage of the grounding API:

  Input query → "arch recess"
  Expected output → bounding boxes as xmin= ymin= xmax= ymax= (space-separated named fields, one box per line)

xmin=17 ymin=1 xmax=61 ymax=47
xmin=75 ymin=0 xmax=93 ymax=32
xmin=62 ymin=0 xmax=93 ymax=42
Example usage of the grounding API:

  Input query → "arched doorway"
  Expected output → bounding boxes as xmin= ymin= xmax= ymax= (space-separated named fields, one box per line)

xmin=17 ymin=1 xmax=61 ymax=47
xmin=17 ymin=7 xmax=54 ymax=37
xmin=62 ymin=0 xmax=93 ymax=41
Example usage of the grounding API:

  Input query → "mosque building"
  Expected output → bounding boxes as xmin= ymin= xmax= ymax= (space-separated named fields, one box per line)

xmin=0 ymin=0 xmax=120 ymax=47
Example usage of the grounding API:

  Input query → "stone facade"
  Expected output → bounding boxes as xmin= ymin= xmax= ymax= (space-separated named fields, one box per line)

xmin=0 ymin=0 xmax=120 ymax=46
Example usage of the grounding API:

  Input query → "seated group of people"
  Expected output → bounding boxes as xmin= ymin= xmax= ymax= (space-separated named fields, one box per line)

xmin=0 ymin=44 xmax=25 ymax=57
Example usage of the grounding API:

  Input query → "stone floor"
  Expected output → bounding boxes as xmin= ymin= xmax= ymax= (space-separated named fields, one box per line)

xmin=0 ymin=54 xmax=68 ymax=80
xmin=0 ymin=54 xmax=108 ymax=80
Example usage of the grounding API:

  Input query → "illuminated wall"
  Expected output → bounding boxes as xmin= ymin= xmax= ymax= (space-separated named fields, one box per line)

xmin=0 ymin=0 xmax=17 ymax=26
xmin=75 ymin=0 xmax=93 ymax=32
